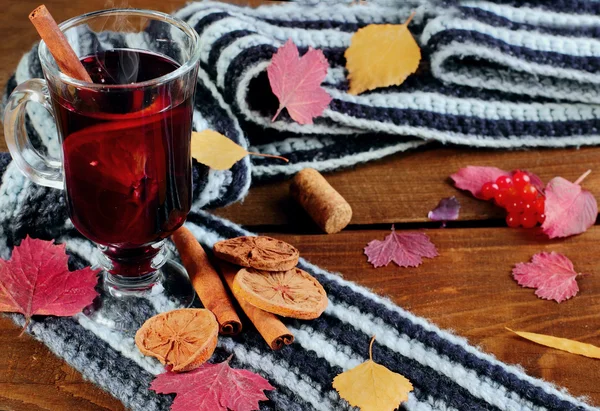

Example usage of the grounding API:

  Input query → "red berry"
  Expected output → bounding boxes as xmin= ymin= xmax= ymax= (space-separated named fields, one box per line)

xmin=496 ymin=176 xmax=513 ymax=189
xmin=506 ymin=213 xmax=521 ymax=228
xmin=494 ymin=191 xmax=508 ymax=207
xmin=537 ymin=213 xmax=546 ymax=224
xmin=506 ymin=199 xmax=523 ymax=213
xmin=481 ymin=182 xmax=499 ymax=200
xmin=520 ymin=184 xmax=538 ymax=202
xmin=522 ymin=201 xmax=534 ymax=213
xmin=535 ymin=197 xmax=545 ymax=214
xmin=520 ymin=212 xmax=538 ymax=229
xmin=512 ymin=171 xmax=531 ymax=189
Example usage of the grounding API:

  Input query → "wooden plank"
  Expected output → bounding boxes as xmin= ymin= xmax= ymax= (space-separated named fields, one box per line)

xmin=0 ymin=226 xmax=598 ymax=409
xmin=0 ymin=316 xmax=125 ymax=411
xmin=215 ymin=145 xmax=600 ymax=227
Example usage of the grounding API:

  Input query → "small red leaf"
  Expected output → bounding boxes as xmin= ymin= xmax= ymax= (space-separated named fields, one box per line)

xmin=364 ymin=226 xmax=438 ymax=268
xmin=267 ymin=39 xmax=332 ymax=125
xmin=541 ymin=175 xmax=598 ymax=239
xmin=451 ymin=166 xmax=543 ymax=199
xmin=512 ymin=252 xmax=586 ymax=303
xmin=0 ymin=236 xmax=99 ymax=324
xmin=151 ymin=357 xmax=274 ymax=411
xmin=428 ymin=196 xmax=460 ymax=221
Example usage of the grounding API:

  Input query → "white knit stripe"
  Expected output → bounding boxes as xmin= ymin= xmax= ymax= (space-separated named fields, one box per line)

xmin=218 ymin=337 xmax=336 ymax=411
xmin=234 ymin=61 xmax=362 ymax=135
xmin=298 ymin=258 xmax=595 ymax=410
xmin=430 ymin=42 xmax=600 ymax=104
xmin=325 ymin=87 xmax=600 ymax=121
xmin=460 ymin=1 xmax=600 ymax=27
xmin=175 ymin=0 xmax=417 ymax=25
xmin=198 ymin=14 xmax=352 ymax=60
xmin=421 ymin=15 xmax=600 ymax=57
xmin=430 ymin=41 xmax=600 ymax=87
xmin=325 ymin=67 xmax=346 ymax=85
xmin=252 ymin=139 xmax=427 ymax=178
xmin=321 ymin=109 xmax=600 ymax=148
xmin=216 ymin=34 xmax=278 ymax=88
xmin=288 ymin=325 xmax=456 ymax=411
xmin=324 ymin=300 xmax=544 ymax=411
xmin=250 ymin=136 xmax=337 ymax=156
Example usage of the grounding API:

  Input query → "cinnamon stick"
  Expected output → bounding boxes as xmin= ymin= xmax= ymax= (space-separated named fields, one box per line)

xmin=172 ymin=227 xmax=242 ymax=336
xmin=29 ymin=5 xmax=93 ymax=82
xmin=217 ymin=261 xmax=294 ymax=350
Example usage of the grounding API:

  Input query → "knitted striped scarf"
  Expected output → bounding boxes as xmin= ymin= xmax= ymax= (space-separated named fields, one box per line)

xmin=1 ymin=1 xmax=599 ymax=410
xmin=0 ymin=156 xmax=596 ymax=410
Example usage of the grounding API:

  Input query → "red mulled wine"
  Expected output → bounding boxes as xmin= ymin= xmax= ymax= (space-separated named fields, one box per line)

xmin=51 ymin=49 xmax=192 ymax=253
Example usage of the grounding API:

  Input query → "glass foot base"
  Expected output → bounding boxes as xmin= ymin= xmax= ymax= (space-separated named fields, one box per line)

xmin=82 ymin=260 xmax=196 ymax=332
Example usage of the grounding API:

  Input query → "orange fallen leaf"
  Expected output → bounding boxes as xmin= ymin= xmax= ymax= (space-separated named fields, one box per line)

xmin=344 ymin=13 xmax=421 ymax=95
xmin=333 ymin=336 xmax=413 ymax=411
xmin=191 ymin=130 xmax=287 ymax=170
xmin=507 ymin=328 xmax=600 ymax=360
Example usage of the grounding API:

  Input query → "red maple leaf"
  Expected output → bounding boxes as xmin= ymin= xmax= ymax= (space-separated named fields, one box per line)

xmin=451 ymin=166 xmax=544 ymax=199
xmin=512 ymin=252 xmax=586 ymax=303
xmin=267 ymin=39 xmax=332 ymax=125
xmin=541 ymin=172 xmax=598 ymax=239
xmin=151 ymin=356 xmax=274 ymax=411
xmin=364 ymin=226 xmax=438 ymax=268
xmin=0 ymin=236 xmax=99 ymax=328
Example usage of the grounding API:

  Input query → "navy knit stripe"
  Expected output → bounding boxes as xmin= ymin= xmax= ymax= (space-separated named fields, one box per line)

xmin=329 ymin=99 xmax=600 ymax=139
xmin=428 ymin=30 xmax=600 ymax=74
xmin=480 ymin=0 xmax=600 ymax=14
xmin=206 ymin=29 xmax=255 ymax=79
xmin=188 ymin=211 xmax=590 ymax=410
xmin=460 ymin=6 xmax=600 ymax=38
xmin=193 ymin=11 xmax=230 ymax=37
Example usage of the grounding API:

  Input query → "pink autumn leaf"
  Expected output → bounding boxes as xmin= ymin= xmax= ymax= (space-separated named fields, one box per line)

xmin=542 ymin=172 xmax=598 ymax=239
xmin=428 ymin=196 xmax=460 ymax=221
xmin=450 ymin=166 xmax=544 ymax=199
xmin=267 ymin=39 xmax=332 ymax=125
xmin=513 ymin=252 xmax=586 ymax=303
xmin=364 ymin=225 xmax=438 ymax=268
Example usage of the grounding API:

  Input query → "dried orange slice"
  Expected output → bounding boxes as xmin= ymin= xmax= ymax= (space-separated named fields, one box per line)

xmin=214 ymin=236 xmax=300 ymax=271
xmin=135 ymin=308 xmax=218 ymax=372
xmin=232 ymin=267 xmax=328 ymax=320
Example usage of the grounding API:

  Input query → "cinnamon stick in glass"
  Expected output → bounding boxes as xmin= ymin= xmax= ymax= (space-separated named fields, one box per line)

xmin=29 ymin=5 xmax=93 ymax=82
xmin=172 ymin=227 xmax=242 ymax=336
xmin=218 ymin=260 xmax=294 ymax=350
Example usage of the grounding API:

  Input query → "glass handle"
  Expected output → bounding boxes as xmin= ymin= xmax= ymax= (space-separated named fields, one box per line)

xmin=3 ymin=78 xmax=63 ymax=189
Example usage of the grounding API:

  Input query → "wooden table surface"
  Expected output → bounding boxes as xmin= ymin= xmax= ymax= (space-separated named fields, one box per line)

xmin=1 ymin=1 xmax=600 ymax=410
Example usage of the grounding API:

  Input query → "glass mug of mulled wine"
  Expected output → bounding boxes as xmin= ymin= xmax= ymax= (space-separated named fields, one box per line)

xmin=3 ymin=9 xmax=201 ymax=314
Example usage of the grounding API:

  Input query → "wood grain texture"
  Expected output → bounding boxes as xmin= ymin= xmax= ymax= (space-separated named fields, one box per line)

xmin=216 ymin=145 xmax=600 ymax=227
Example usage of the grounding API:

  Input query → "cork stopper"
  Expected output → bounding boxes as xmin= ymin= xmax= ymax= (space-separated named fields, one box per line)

xmin=290 ymin=168 xmax=352 ymax=234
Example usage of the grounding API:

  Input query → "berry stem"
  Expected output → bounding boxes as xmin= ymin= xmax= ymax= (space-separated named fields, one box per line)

xmin=369 ymin=335 xmax=376 ymax=360
xmin=574 ymin=170 xmax=592 ymax=186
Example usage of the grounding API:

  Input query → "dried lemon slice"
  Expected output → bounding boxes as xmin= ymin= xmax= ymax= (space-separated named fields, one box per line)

xmin=135 ymin=308 xmax=218 ymax=372
xmin=232 ymin=267 xmax=328 ymax=320
xmin=214 ymin=236 xmax=300 ymax=271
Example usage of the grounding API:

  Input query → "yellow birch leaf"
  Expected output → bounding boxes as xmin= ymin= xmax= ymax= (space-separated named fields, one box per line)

xmin=345 ymin=13 xmax=421 ymax=95
xmin=191 ymin=130 xmax=288 ymax=170
xmin=333 ymin=336 xmax=413 ymax=411
xmin=507 ymin=328 xmax=600 ymax=360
